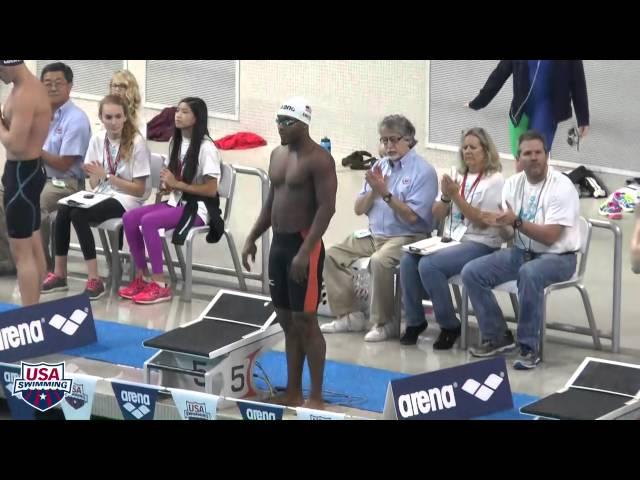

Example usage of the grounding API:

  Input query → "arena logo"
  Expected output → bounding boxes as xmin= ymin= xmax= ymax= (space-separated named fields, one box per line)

xmin=0 ymin=320 xmax=44 ymax=352
xmin=397 ymin=384 xmax=457 ymax=418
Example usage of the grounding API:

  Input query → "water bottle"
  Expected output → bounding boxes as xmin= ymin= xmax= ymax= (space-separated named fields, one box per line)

xmin=320 ymin=136 xmax=331 ymax=153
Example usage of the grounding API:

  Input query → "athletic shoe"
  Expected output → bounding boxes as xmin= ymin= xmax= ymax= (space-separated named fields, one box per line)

xmin=41 ymin=272 xmax=68 ymax=293
xmin=119 ymin=277 xmax=150 ymax=300
xmin=132 ymin=282 xmax=172 ymax=304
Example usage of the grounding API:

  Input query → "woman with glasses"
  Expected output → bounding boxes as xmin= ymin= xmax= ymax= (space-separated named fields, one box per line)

xmin=41 ymin=95 xmax=151 ymax=300
xmin=118 ymin=97 xmax=221 ymax=304
xmin=109 ymin=70 xmax=145 ymax=138
xmin=399 ymin=127 xmax=504 ymax=348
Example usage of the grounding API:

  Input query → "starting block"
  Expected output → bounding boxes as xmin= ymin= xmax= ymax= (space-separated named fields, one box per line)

xmin=521 ymin=357 xmax=640 ymax=420
xmin=143 ymin=290 xmax=283 ymax=406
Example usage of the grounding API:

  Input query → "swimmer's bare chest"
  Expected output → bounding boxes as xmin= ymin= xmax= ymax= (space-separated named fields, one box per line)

xmin=270 ymin=150 xmax=318 ymax=232
xmin=1 ymin=84 xmax=50 ymax=160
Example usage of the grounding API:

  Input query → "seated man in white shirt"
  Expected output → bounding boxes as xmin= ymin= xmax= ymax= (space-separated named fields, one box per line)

xmin=461 ymin=130 xmax=581 ymax=370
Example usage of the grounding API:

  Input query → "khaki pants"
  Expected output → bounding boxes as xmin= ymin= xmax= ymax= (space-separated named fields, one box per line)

xmin=40 ymin=178 xmax=81 ymax=267
xmin=324 ymin=233 xmax=427 ymax=326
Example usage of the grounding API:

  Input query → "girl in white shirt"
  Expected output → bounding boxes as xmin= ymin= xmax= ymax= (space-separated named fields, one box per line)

xmin=42 ymin=94 xmax=151 ymax=300
xmin=119 ymin=97 xmax=221 ymax=304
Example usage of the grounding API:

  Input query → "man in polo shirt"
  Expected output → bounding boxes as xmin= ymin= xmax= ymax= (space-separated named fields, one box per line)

xmin=321 ymin=114 xmax=438 ymax=342
xmin=38 ymin=62 xmax=92 ymax=267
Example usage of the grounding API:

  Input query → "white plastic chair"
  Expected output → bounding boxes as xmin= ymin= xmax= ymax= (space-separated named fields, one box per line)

xmin=162 ymin=163 xmax=247 ymax=302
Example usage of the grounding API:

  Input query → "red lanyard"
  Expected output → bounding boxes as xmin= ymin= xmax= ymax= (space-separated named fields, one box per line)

xmin=457 ymin=171 xmax=483 ymax=221
xmin=104 ymin=136 xmax=121 ymax=175
xmin=460 ymin=171 xmax=483 ymax=201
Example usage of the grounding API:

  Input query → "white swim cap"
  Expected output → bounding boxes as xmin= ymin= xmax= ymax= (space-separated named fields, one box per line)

xmin=277 ymin=96 xmax=312 ymax=125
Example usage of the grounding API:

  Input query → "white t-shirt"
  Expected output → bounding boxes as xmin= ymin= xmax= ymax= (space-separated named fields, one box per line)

xmin=84 ymin=131 xmax=151 ymax=211
xmin=166 ymin=137 xmax=222 ymax=224
xmin=439 ymin=171 xmax=505 ymax=248
xmin=502 ymin=167 xmax=580 ymax=254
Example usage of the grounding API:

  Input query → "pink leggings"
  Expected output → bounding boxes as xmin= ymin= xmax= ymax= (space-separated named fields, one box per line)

xmin=123 ymin=203 xmax=204 ymax=275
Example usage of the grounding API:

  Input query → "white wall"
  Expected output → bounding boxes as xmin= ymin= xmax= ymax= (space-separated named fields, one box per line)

xmin=1 ymin=60 xmax=430 ymax=171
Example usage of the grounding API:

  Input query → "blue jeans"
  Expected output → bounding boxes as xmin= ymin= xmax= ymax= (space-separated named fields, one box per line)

xmin=400 ymin=241 xmax=497 ymax=330
xmin=461 ymin=248 xmax=576 ymax=353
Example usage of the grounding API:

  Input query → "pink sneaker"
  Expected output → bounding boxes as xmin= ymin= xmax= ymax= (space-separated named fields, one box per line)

xmin=41 ymin=272 xmax=68 ymax=294
xmin=119 ymin=277 xmax=150 ymax=300
xmin=132 ymin=282 xmax=172 ymax=304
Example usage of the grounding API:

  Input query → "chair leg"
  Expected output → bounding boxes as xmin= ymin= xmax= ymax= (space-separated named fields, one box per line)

xmin=225 ymin=231 xmax=247 ymax=291
xmin=577 ymin=284 xmax=602 ymax=350
xmin=128 ymin=254 xmax=135 ymax=282
xmin=509 ymin=293 xmax=520 ymax=321
xmin=460 ymin=286 xmax=469 ymax=350
xmin=98 ymin=230 xmax=112 ymax=276
xmin=161 ymin=237 xmax=178 ymax=284
xmin=452 ymin=284 xmax=462 ymax=314
xmin=174 ymin=244 xmax=187 ymax=282
xmin=540 ymin=292 xmax=548 ymax=361
xmin=107 ymin=230 xmax=122 ymax=295
xmin=392 ymin=271 xmax=402 ymax=338
xmin=181 ymin=237 xmax=194 ymax=302
xmin=49 ymin=217 xmax=57 ymax=270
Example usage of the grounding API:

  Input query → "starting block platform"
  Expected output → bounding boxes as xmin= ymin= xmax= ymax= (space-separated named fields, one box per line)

xmin=143 ymin=289 xmax=283 ymax=406
xmin=521 ymin=357 xmax=640 ymax=420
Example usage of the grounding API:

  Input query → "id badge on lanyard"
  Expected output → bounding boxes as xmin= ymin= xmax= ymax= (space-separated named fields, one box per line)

xmin=448 ymin=171 xmax=482 ymax=240
xmin=104 ymin=137 xmax=121 ymax=176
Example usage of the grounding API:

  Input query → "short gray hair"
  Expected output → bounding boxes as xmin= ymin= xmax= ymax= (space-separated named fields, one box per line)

xmin=378 ymin=114 xmax=417 ymax=148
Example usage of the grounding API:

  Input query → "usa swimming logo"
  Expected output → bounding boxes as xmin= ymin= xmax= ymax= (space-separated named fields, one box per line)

xmin=65 ymin=382 xmax=89 ymax=409
xmin=12 ymin=362 xmax=73 ymax=412
xmin=185 ymin=401 xmax=211 ymax=420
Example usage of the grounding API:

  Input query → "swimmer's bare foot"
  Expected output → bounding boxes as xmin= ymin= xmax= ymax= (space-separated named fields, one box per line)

xmin=303 ymin=398 xmax=326 ymax=410
xmin=267 ymin=391 xmax=304 ymax=407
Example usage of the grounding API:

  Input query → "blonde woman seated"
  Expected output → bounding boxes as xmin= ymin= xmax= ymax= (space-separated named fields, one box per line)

xmin=399 ymin=127 xmax=504 ymax=348
xmin=109 ymin=69 xmax=145 ymax=138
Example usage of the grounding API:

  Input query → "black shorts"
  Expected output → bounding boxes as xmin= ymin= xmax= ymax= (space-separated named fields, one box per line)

xmin=2 ymin=159 xmax=47 ymax=239
xmin=268 ymin=231 xmax=325 ymax=313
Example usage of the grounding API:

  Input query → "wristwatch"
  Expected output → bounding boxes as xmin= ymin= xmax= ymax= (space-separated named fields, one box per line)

xmin=382 ymin=192 xmax=393 ymax=204
xmin=513 ymin=217 xmax=523 ymax=229
xmin=105 ymin=173 xmax=112 ymax=182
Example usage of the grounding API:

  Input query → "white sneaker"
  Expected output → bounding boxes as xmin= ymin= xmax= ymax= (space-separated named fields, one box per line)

xmin=365 ymin=324 xmax=393 ymax=342
xmin=320 ymin=312 xmax=367 ymax=333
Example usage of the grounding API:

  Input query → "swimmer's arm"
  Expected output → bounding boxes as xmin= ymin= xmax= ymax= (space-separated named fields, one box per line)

xmin=109 ymin=175 xmax=146 ymax=197
xmin=0 ymin=97 xmax=35 ymax=154
xmin=41 ymin=151 xmax=79 ymax=172
xmin=299 ymin=154 xmax=337 ymax=257
xmin=246 ymin=183 xmax=274 ymax=244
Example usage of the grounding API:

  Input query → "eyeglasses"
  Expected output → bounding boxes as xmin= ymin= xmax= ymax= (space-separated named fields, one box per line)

xmin=111 ymin=83 xmax=128 ymax=90
xmin=567 ymin=127 xmax=580 ymax=151
xmin=380 ymin=135 xmax=405 ymax=145
xmin=43 ymin=80 xmax=68 ymax=89
xmin=275 ymin=117 xmax=298 ymax=127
